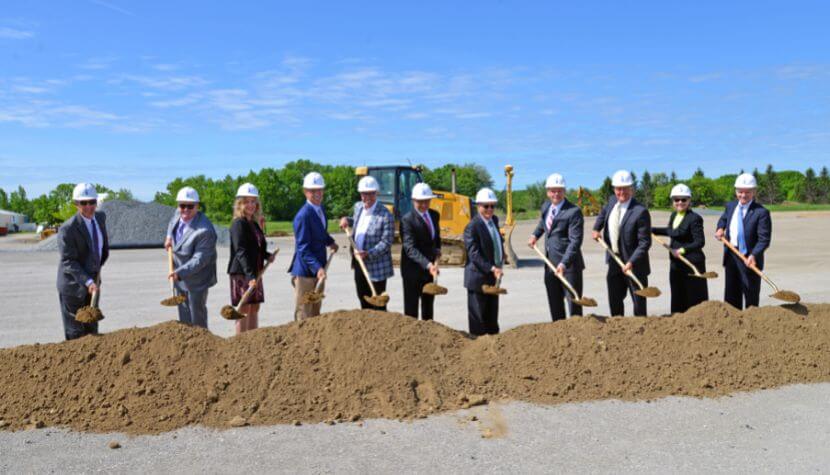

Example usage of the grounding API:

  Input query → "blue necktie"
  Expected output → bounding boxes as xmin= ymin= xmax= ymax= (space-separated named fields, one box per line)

xmin=91 ymin=219 xmax=101 ymax=265
xmin=488 ymin=221 xmax=502 ymax=267
xmin=736 ymin=204 xmax=747 ymax=254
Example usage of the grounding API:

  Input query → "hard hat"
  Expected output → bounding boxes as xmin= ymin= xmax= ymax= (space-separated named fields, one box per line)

xmin=411 ymin=182 xmax=436 ymax=200
xmin=670 ymin=184 xmax=692 ymax=198
xmin=176 ymin=186 xmax=200 ymax=203
xmin=236 ymin=183 xmax=259 ymax=198
xmin=611 ymin=170 xmax=634 ymax=187
xmin=303 ymin=172 xmax=325 ymax=190
xmin=357 ymin=176 xmax=379 ymax=193
xmin=734 ymin=173 xmax=757 ymax=189
xmin=72 ymin=183 xmax=98 ymax=201
xmin=475 ymin=188 xmax=498 ymax=204
xmin=545 ymin=173 xmax=566 ymax=189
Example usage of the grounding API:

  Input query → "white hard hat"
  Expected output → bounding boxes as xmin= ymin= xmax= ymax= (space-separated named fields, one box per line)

xmin=303 ymin=172 xmax=325 ymax=190
xmin=176 ymin=186 xmax=200 ymax=203
xmin=545 ymin=173 xmax=566 ymax=189
xmin=734 ymin=173 xmax=757 ymax=189
xmin=411 ymin=182 xmax=436 ymax=200
xmin=236 ymin=182 xmax=259 ymax=198
xmin=357 ymin=176 xmax=379 ymax=193
xmin=611 ymin=170 xmax=634 ymax=187
xmin=475 ymin=187 xmax=498 ymax=204
xmin=72 ymin=183 xmax=98 ymax=201
xmin=670 ymin=183 xmax=692 ymax=198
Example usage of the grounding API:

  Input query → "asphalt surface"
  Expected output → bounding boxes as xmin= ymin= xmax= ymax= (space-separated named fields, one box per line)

xmin=1 ymin=212 xmax=829 ymax=473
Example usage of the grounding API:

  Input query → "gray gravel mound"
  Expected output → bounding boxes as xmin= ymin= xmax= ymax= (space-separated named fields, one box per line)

xmin=36 ymin=200 xmax=229 ymax=250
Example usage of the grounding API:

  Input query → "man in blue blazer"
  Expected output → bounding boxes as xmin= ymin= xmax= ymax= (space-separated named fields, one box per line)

xmin=715 ymin=173 xmax=771 ymax=309
xmin=290 ymin=172 xmax=339 ymax=320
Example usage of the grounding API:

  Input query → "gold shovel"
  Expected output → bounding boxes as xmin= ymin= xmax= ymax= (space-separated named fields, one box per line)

xmin=422 ymin=261 xmax=447 ymax=295
xmin=482 ymin=274 xmax=507 ymax=295
xmin=652 ymin=234 xmax=718 ymax=279
xmin=76 ymin=275 xmax=104 ymax=323
xmin=346 ymin=226 xmax=390 ymax=307
xmin=595 ymin=237 xmax=662 ymax=298
xmin=221 ymin=254 xmax=276 ymax=320
xmin=301 ymin=248 xmax=337 ymax=304
xmin=531 ymin=244 xmax=597 ymax=307
xmin=719 ymin=236 xmax=800 ymax=303
xmin=160 ymin=247 xmax=187 ymax=306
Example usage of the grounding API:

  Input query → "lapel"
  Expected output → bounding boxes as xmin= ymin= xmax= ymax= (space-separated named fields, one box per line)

xmin=74 ymin=214 xmax=94 ymax=254
xmin=476 ymin=216 xmax=494 ymax=259
xmin=175 ymin=213 xmax=198 ymax=250
xmin=619 ymin=198 xmax=637 ymax=230
xmin=743 ymin=201 xmax=755 ymax=228
xmin=97 ymin=212 xmax=108 ymax=259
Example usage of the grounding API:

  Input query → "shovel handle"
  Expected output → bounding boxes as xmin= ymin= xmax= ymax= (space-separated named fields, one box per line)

xmin=595 ymin=237 xmax=646 ymax=290
xmin=314 ymin=249 xmax=337 ymax=292
xmin=531 ymin=244 xmax=583 ymax=300
xmin=651 ymin=233 xmax=703 ymax=276
xmin=234 ymin=260 xmax=273 ymax=312
xmin=719 ymin=237 xmax=781 ymax=291
xmin=90 ymin=275 xmax=101 ymax=308
xmin=346 ymin=226 xmax=379 ymax=297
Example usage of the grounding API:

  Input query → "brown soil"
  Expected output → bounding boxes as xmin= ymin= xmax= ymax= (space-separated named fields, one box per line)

xmin=1 ymin=302 xmax=828 ymax=435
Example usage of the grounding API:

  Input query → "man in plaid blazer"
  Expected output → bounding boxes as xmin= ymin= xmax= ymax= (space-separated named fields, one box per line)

xmin=339 ymin=176 xmax=395 ymax=310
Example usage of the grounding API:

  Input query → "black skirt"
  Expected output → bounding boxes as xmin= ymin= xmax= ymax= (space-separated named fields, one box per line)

xmin=229 ymin=274 xmax=264 ymax=306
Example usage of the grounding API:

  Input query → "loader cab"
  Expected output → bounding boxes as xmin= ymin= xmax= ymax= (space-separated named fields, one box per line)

xmin=358 ymin=166 xmax=423 ymax=219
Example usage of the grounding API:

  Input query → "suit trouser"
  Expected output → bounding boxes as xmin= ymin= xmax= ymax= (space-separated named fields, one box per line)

xmin=669 ymin=265 xmax=709 ymax=313
xmin=354 ymin=266 xmax=387 ymax=311
xmin=544 ymin=268 xmax=583 ymax=321
xmin=174 ymin=284 xmax=209 ymax=329
xmin=402 ymin=272 xmax=435 ymax=320
xmin=293 ymin=276 xmax=324 ymax=321
xmin=723 ymin=253 xmax=761 ymax=310
xmin=59 ymin=292 xmax=98 ymax=341
xmin=607 ymin=268 xmax=648 ymax=316
xmin=467 ymin=290 xmax=499 ymax=336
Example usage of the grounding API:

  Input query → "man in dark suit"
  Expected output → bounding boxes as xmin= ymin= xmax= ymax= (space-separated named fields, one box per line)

xmin=464 ymin=188 xmax=505 ymax=336
xmin=56 ymin=183 xmax=109 ymax=340
xmin=400 ymin=182 xmax=442 ymax=320
xmin=715 ymin=173 xmax=771 ymax=309
xmin=592 ymin=170 xmax=652 ymax=316
xmin=290 ymin=172 xmax=339 ymax=320
xmin=528 ymin=173 xmax=585 ymax=321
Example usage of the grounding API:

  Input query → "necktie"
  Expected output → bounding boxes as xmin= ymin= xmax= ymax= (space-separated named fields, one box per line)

xmin=423 ymin=212 xmax=434 ymax=238
xmin=609 ymin=203 xmax=621 ymax=254
xmin=736 ymin=204 xmax=747 ymax=254
xmin=175 ymin=221 xmax=184 ymax=244
xmin=546 ymin=205 xmax=555 ymax=231
xmin=91 ymin=219 xmax=101 ymax=265
xmin=316 ymin=208 xmax=326 ymax=229
xmin=488 ymin=221 xmax=502 ymax=267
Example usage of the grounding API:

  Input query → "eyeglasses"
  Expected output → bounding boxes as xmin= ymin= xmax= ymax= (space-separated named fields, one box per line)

xmin=480 ymin=204 xmax=495 ymax=209
xmin=78 ymin=200 xmax=97 ymax=206
xmin=179 ymin=204 xmax=196 ymax=210
xmin=673 ymin=198 xmax=689 ymax=203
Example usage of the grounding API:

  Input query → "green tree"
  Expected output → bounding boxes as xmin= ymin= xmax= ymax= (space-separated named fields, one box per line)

xmin=688 ymin=175 xmax=718 ymax=207
xmin=795 ymin=168 xmax=820 ymax=203
xmin=652 ymin=172 xmax=669 ymax=187
xmin=598 ymin=176 xmax=614 ymax=204
xmin=757 ymin=164 xmax=783 ymax=204
xmin=0 ymin=188 xmax=8 ymax=210
xmin=819 ymin=166 xmax=830 ymax=203
xmin=421 ymin=163 xmax=494 ymax=198
xmin=692 ymin=167 xmax=705 ymax=179
xmin=523 ymin=180 xmax=548 ymax=211
xmin=636 ymin=170 xmax=654 ymax=207
xmin=9 ymin=186 xmax=34 ymax=217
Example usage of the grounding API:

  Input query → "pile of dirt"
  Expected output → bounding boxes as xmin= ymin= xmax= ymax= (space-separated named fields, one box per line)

xmin=0 ymin=302 xmax=828 ymax=434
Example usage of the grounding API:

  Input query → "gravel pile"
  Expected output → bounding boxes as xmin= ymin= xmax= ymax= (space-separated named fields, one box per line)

xmin=37 ymin=200 xmax=229 ymax=250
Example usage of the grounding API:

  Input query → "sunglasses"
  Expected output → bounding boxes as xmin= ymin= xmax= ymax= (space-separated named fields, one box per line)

xmin=78 ymin=200 xmax=97 ymax=206
xmin=179 ymin=204 xmax=196 ymax=210
xmin=480 ymin=204 xmax=496 ymax=209
xmin=673 ymin=198 xmax=689 ymax=203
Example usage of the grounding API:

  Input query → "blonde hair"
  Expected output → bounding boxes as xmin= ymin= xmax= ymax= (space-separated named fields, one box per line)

xmin=233 ymin=196 xmax=263 ymax=223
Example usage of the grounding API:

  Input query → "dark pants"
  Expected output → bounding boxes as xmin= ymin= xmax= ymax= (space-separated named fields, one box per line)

xmin=467 ymin=290 xmax=499 ymax=336
xmin=403 ymin=273 xmax=435 ymax=320
xmin=59 ymin=293 xmax=98 ymax=341
xmin=669 ymin=265 xmax=709 ymax=313
xmin=544 ymin=269 xmax=583 ymax=321
xmin=174 ymin=284 xmax=209 ymax=329
xmin=354 ymin=266 xmax=387 ymax=311
xmin=607 ymin=269 xmax=648 ymax=316
xmin=724 ymin=253 xmax=761 ymax=309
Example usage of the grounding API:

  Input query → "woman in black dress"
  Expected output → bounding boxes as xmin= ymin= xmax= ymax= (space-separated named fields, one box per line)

xmin=652 ymin=183 xmax=709 ymax=313
xmin=228 ymin=183 xmax=274 ymax=334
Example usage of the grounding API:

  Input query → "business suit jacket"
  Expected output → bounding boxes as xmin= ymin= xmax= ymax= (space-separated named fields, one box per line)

xmin=531 ymin=199 xmax=585 ymax=272
xmin=716 ymin=200 xmax=771 ymax=269
xmin=166 ymin=211 xmax=218 ymax=292
xmin=464 ymin=215 xmax=505 ymax=292
xmin=227 ymin=218 xmax=271 ymax=281
xmin=56 ymin=212 xmax=110 ymax=299
xmin=346 ymin=201 xmax=394 ymax=281
xmin=593 ymin=197 xmax=652 ymax=276
xmin=289 ymin=202 xmax=335 ymax=278
xmin=401 ymin=208 xmax=442 ymax=280
xmin=652 ymin=211 xmax=707 ymax=271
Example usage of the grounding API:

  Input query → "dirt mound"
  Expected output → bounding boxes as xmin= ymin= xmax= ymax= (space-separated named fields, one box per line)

xmin=1 ymin=302 xmax=828 ymax=434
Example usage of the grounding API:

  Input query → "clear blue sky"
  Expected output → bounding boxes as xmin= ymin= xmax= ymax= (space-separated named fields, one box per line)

xmin=1 ymin=0 xmax=828 ymax=200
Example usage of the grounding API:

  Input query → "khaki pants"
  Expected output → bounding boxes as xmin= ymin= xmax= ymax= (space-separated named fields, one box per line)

xmin=293 ymin=276 xmax=324 ymax=321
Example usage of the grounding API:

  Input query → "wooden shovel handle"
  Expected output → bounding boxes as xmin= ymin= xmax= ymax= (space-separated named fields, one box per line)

xmin=651 ymin=233 xmax=702 ymax=276
xmin=314 ymin=249 xmax=337 ymax=292
xmin=532 ymin=244 xmax=581 ymax=299
xmin=234 ymin=260 xmax=272 ymax=312
xmin=595 ymin=237 xmax=646 ymax=290
xmin=346 ymin=226 xmax=379 ymax=296
xmin=719 ymin=236 xmax=765 ymax=279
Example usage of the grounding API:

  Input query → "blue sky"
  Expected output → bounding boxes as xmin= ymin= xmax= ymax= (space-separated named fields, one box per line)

xmin=1 ymin=0 xmax=829 ymax=200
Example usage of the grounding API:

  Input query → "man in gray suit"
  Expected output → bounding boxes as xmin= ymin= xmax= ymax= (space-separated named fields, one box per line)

xmin=528 ymin=173 xmax=585 ymax=321
xmin=164 ymin=187 xmax=217 ymax=329
xmin=56 ymin=183 xmax=109 ymax=340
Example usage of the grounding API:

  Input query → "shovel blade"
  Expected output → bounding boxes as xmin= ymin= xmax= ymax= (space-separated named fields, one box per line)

xmin=771 ymin=290 xmax=801 ymax=304
xmin=634 ymin=287 xmax=662 ymax=298
xmin=422 ymin=283 xmax=448 ymax=295
xmin=160 ymin=295 xmax=186 ymax=306
xmin=689 ymin=271 xmax=719 ymax=279
xmin=363 ymin=294 xmax=390 ymax=307
xmin=301 ymin=291 xmax=325 ymax=304
xmin=220 ymin=305 xmax=246 ymax=321
xmin=574 ymin=297 xmax=598 ymax=307
xmin=75 ymin=306 xmax=104 ymax=323
xmin=481 ymin=285 xmax=507 ymax=295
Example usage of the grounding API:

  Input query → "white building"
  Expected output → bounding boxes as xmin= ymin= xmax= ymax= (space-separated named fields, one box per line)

xmin=0 ymin=209 xmax=29 ymax=232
